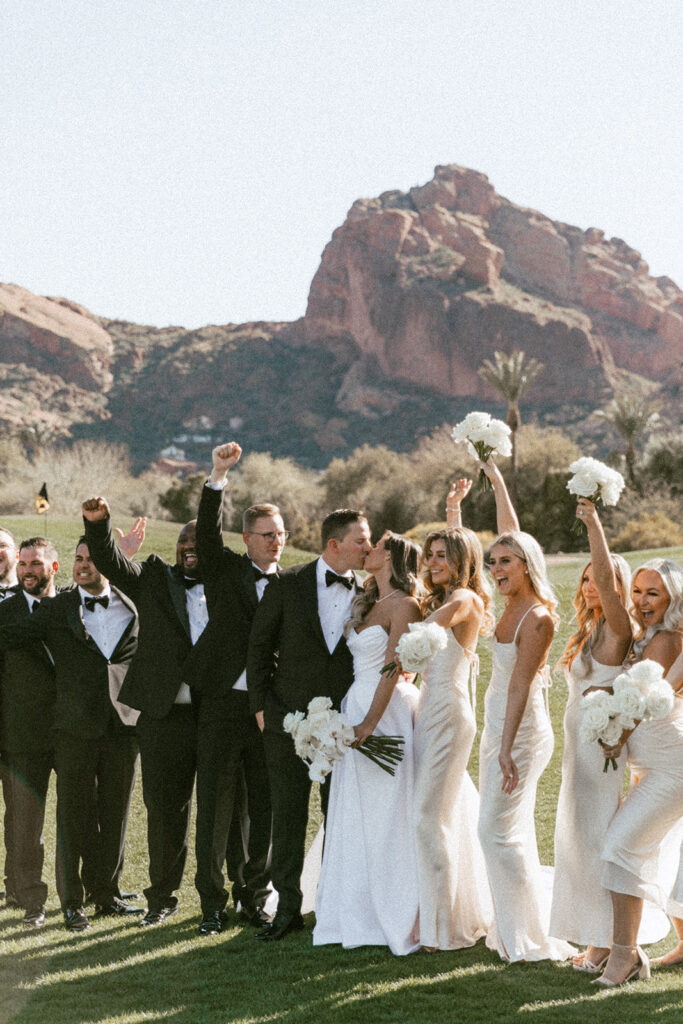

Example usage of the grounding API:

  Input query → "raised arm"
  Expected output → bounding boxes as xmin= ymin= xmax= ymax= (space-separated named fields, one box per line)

xmin=196 ymin=442 xmax=242 ymax=592
xmin=352 ymin=598 xmax=422 ymax=745
xmin=115 ymin=517 xmax=147 ymax=559
xmin=82 ymin=497 xmax=143 ymax=598
xmin=446 ymin=478 xmax=472 ymax=529
xmin=578 ymin=497 xmax=632 ymax=645
xmin=480 ymin=458 xmax=519 ymax=534
xmin=499 ymin=609 xmax=554 ymax=793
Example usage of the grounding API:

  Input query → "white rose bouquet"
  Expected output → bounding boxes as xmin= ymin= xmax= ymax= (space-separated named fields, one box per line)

xmin=283 ymin=695 xmax=405 ymax=779
xmin=451 ymin=411 xmax=512 ymax=489
xmin=580 ymin=659 xmax=674 ymax=771
xmin=381 ymin=621 xmax=449 ymax=678
xmin=567 ymin=456 xmax=625 ymax=533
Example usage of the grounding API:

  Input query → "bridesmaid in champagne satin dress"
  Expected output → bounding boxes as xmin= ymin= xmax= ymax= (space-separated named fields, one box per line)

xmin=413 ymin=479 xmax=493 ymax=950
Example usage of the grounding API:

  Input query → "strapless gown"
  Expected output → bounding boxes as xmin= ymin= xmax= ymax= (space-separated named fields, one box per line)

xmin=478 ymin=633 xmax=574 ymax=962
xmin=414 ymin=631 xmax=492 ymax=948
xmin=603 ymin=698 xmax=683 ymax=918
xmin=313 ymin=624 xmax=420 ymax=955
xmin=550 ymin=654 xmax=670 ymax=945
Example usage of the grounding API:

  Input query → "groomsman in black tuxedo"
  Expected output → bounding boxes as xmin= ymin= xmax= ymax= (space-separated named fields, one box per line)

xmin=0 ymin=537 xmax=59 ymax=927
xmin=82 ymin=497 xmax=208 ymax=927
xmin=189 ymin=441 xmax=282 ymax=935
xmin=247 ymin=508 xmax=371 ymax=941
xmin=0 ymin=538 xmax=142 ymax=931
xmin=0 ymin=526 xmax=20 ymax=903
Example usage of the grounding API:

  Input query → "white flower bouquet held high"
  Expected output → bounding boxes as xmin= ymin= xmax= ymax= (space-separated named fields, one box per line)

xmin=451 ymin=411 xmax=512 ymax=489
xmin=580 ymin=659 xmax=674 ymax=771
xmin=381 ymin=621 xmax=448 ymax=677
xmin=283 ymin=696 xmax=405 ymax=779
xmin=567 ymin=456 xmax=625 ymax=533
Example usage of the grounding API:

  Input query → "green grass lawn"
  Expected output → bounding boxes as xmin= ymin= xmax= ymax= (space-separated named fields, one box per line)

xmin=1 ymin=515 xmax=681 ymax=1024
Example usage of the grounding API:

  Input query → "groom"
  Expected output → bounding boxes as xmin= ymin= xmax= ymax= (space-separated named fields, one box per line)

xmin=247 ymin=508 xmax=371 ymax=941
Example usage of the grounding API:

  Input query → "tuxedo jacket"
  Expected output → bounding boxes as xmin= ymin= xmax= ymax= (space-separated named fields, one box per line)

xmin=247 ymin=559 xmax=360 ymax=731
xmin=182 ymin=482 xmax=272 ymax=698
xmin=0 ymin=591 xmax=56 ymax=754
xmin=84 ymin=517 xmax=198 ymax=719
xmin=0 ymin=586 xmax=138 ymax=739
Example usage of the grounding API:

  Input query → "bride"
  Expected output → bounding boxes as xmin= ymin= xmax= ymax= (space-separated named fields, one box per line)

xmin=313 ymin=531 xmax=422 ymax=955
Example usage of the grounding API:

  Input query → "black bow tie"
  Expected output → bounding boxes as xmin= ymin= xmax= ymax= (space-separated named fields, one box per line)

xmin=325 ymin=570 xmax=354 ymax=591
xmin=182 ymin=577 xmax=202 ymax=590
xmin=253 ymin=568 xmax=277 ymax=583
xmin=84 ymin=595 xmax=109 ymax=612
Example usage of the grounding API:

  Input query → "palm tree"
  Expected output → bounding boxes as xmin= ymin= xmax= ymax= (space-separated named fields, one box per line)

xmin=478 ymin=349 xmax=545 ymax=502
xmin=596 ymin=389 xmax=659 ymax=489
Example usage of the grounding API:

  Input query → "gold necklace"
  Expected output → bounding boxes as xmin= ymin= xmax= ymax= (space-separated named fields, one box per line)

xmin=375 ymin=589 xmax=401 ymax=604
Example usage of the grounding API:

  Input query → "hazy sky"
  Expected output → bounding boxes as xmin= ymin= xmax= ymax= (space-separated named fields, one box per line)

xmin=2 ymin=0 xmax=681 ymax=328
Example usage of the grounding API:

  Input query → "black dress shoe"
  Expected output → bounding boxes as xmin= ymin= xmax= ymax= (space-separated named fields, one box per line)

xmin=239 ymin=906 xmax=273 ymax=928
xmin=64 ymin=907 xmax=91 ymax=932
xmin=22 ymin=905 xmax=47 ymax=928
xmin=94 ymin=897 xmax=145 ymax=917
xmin=140 ymin=905 xmax=178 ymax=927
xmin=198 ymin=909 xmax=229 ymax=935
xmin=118 ymin=891 xmax=141 ymax=901
xmin=256 ymin=911 xmax=304 ymax=942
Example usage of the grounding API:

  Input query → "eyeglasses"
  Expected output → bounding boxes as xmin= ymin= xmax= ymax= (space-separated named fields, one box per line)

xmin=248 ymin=531 xmax=289 ymax=542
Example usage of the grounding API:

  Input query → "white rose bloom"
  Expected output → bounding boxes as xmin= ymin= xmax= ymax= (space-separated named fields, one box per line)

xmin=626 ymin=660 xmax=663 ymax=691
xmin=644 ymin=679 xmax=674 ymax=720
xmin=397 ymin=621 xmax=448 ymax=672
xmin=283 ymin=710 xmax=305 ymax=735
xmin=308 ymin=757 xmax=332 ymax=783
xmin=307 ymin=695 xmax=333 ymax=715
xmin=580 ymin=690 xmax=614 ymax=739
xmin=612 ymin=678 xmax=648 ymax=720
xmin=601 ymin=715 xmax=626 ymax=746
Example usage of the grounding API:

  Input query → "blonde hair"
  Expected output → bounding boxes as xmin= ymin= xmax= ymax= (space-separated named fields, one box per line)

xmin=420 ymin=527 xmax=493 ymax=635
xmin=561 ymin=554 xmax=632 ymax=669
xmin=347 ymin=532 xmax=422 ymax=631
xmin=492 ymin=531 xmax=560 ymax=626
xmin=632 ymin=558 xmax=683 ymax=657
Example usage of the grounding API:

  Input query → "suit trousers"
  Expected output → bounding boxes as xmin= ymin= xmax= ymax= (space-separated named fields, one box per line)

xmin=55 ymin=728 xmax=139 ymax=910
xmin=195 ymin=690 xmax=272 ymax=915
xmin=263 ymin=727 xmax=330 ymax=918
xmin=136 ymin=705 xmax=197 ymax=911
xmin=1 ymin=751 xmax=54 ymax=908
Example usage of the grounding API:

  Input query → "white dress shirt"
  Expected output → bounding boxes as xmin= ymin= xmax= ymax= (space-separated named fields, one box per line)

xmin=316 ymin=556 xmax=356 ymax=654
xmin=175 ymin=580 xmax=209 ymax=703
xmin=233 ymin=562 xmax=277 ymax=691
xmin=79 ymin=585 xmax=134 ymax=660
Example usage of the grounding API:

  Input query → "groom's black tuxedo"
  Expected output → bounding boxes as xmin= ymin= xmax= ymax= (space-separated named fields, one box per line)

xmin=0 ymin=586 xmax=139 ymax=909
xmin=247 ymin=560 xmax=360 ymax=917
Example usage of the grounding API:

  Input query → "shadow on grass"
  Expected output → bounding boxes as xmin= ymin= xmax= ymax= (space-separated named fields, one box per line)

xmin=1 ymin=907 xmax=681 ymax=1024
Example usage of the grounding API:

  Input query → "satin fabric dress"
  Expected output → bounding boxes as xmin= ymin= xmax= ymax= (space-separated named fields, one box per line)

xmin=478 ymin=609 xmax=575 ymax=962
xmin=603 ymin=696 xmax=683 ymax=919
xmin=550 ymin=654 xmax=670 ymax=946
xmin=414 ymin=630 xmax=492 ymax=949
xmin=313 ymin=625 xmax=420 ymax=955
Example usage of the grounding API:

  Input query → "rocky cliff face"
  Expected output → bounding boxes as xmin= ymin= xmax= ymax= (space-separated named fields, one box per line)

xmin=1 ymin=165 xmax=680 ymax=467
xmin=303 ymin=165 xmax=681 ymax=409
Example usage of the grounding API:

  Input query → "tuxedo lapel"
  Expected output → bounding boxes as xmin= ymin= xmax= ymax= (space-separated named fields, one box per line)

xmin=166 ymin=565 xmax=192 ymax=638
xmin=299 ymin=560 xmax=327 ymax=648
xmin=239 ymin=554 xmax=259 ymax=612
xmin=65 ymin=590 xmax=100 ymax=653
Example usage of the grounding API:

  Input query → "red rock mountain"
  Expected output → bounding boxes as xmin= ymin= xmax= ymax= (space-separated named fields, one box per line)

xmin=1 ymin=165 xmax=681 ymax=466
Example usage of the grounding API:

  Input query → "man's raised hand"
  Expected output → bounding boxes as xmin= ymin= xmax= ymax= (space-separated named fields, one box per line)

xmin=115 ymin=517 xmax=147 ymax=558
xmin=210 ymin=442 xmax=242 ymax=481
xmin=82 ymin=497 xmax=111 ymax=522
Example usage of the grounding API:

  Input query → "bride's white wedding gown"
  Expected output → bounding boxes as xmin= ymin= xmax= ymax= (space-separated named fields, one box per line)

xmin=313 ymin=624 xmax=420 ymax=955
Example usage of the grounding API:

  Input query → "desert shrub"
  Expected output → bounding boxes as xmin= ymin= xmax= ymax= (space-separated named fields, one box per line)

xmin=0 ymin=440 xmax=168 ymax=519
xmin=611 ymin=511 xmax=683 ymax=552
xmin=323 ymin=445 xmax=423 ymax=537
xmin=225 ymin=452 xmax=323 ymax=540
xmin=159 ymin=473 xmax=206 ymax=523
xmin=639 ymin=430 xmax=683 ymax=495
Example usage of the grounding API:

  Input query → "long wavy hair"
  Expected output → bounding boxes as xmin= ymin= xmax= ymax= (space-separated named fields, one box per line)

xmin=420 ymin=527 xmax=493 ymax=635
xmin=492 ymin=531 xmax=560 ymax=626
xmin=347 ymin=531 xmax=422 ymax=631
xmin=631 ymin=558 xmax=683 ymax=657
xmin=560 ymin=554 xmax=632 ymax=670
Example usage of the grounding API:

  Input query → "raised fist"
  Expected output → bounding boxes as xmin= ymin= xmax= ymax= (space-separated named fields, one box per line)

xmin=82 ymin=496 xmax=111 ymax=522
xmin=211 ymin=442 xmax=242 ymax=475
